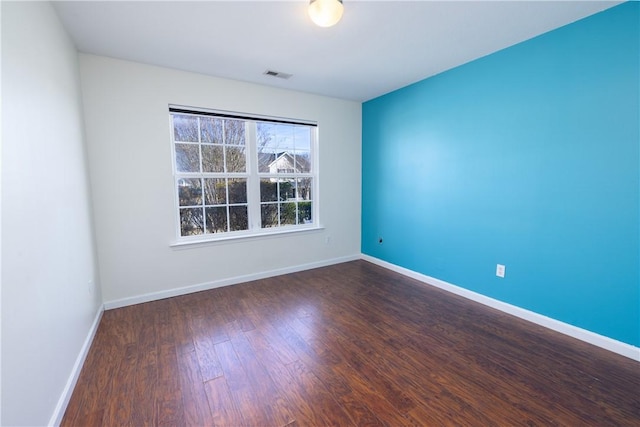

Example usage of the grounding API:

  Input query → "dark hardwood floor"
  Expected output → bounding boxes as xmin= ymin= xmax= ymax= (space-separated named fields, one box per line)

xmin=62 ymin=260 xmax=640 ymax=426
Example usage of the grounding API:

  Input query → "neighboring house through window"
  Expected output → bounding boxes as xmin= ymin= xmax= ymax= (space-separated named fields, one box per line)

xmin=170 ymin=106 xmax=317 ymax=241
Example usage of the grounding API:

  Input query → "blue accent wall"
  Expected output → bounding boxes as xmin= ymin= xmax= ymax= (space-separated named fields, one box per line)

xmin=362 ymin=2 xmax=639 ymax=347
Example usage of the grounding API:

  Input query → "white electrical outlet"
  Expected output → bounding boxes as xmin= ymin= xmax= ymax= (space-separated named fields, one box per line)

xmin=496 ymin=264 xmax=506 ymax=278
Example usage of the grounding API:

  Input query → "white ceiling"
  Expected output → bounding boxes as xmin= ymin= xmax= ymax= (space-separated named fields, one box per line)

xmin=53 ymin=0 xmax=620 ymax=102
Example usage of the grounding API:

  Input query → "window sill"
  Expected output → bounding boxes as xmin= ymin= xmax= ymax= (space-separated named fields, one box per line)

xmin=170 ymin=225 xmax=325 ymax=250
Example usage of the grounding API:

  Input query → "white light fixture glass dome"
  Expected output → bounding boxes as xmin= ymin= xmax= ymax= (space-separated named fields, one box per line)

xmin=309 ymin=0 xmax=344 ymax=28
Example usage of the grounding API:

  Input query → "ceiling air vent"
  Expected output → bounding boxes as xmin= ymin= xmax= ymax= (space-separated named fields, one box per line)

xmin=263 ymin=70 xmax=293 ymax=80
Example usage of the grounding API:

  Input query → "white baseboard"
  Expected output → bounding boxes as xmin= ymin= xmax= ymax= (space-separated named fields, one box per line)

xmin=104 ymin=254 xmax=361 ymax=310
xmin=361 ymin=254 xmax=640 ymax=362
xmin=49 ymin=305 xmax=105 ymax=426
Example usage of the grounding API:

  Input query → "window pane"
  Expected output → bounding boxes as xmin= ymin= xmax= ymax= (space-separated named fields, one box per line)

xmin=271 ymin=153 xmax=295 ymax=174
xmin=180 ymin=208 xmax=204 ymax=236
xmin=279 ymin=179 xmax=295 ymax=201
xmin=260 ymin=179 xmax=277 ymax=202
xmin=280 ymin=202 xmax=296 ymax=225
xmin=175 ymin=143 xmax=200 ymax=172
xmin=205 ymin=206 xmax=227 ymax=233
xmin=178 ymin=178 xmax=202 ymax=206
xmin=257 ymin=123 xmax=299 ymax=173
xmin=173 ymin=114 xmax=199 ymax=142
xmin=228 ymin=179 xmax=247 ymax=204
xmin=202 ymin=145 xmax=224 ymax=173
xmin=225 ymin=146 xmax=246 ymax=173
xmin=224 ymin=119 xmax=245 ymax=145
xmin=204 ymin=178 xmax=226 ymax=205
xmin=294 ymin=151 xmax=311 ymax=173
xmin=293 ymin=125 xmax=311 ymax=150
xmin=200 ymin=117 xmax=223 ymax=144
xmin=257 ymin=123 xmax=275 ymax=173
xmin=297 ymin=178 xmax=312 ymax=201
xmin=261 ymin=204 xmax=278 ymax=228
xmin=257 ymin=152 xmax=273 ymax=173
xmin=298 ymin=201 xmax=312 ymax=224
xmin=257 ymin=150 xmax=276 ymax=173
xmin=229 ymin=205 xmax=248 ymax=231
xmin=272 ymin=124 xmax=295 ymax=151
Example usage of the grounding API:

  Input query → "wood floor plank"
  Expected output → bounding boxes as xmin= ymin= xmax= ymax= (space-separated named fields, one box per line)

xmin=176 ymin=349 xmax=213 ymax=426
xmin=243 ymin=327 xmax=321 ymax=426
xmin=61 ymin=323 xmax=116 ymax=426
xmin=170 ymin=297 xmax=196 ymax=354
xmin=242 ymin=305 xmax=300 ymax=365
xmin=215 ymin=285 xmax=256 ymax=333
xmin=204 ymin=376 xmax=244 ymax=427
xmin=214 ymin=339 xmax=274 ymax=426
xmin=130 ymin=304 xmax=160 ymax=427
xmin=285 ymin=359 xmax=357 ymax=426
xmin=230 ymin=328 xmax=297 ymax=426
xmin=102 ymin=343 xmax=138 ymax=426
xmin=334 ymin=391 xmax=386 ymax=427
xmin=274 ymin=318 xmax=354 ymax=399
xmin=189 ymin=298 xmax=225 ymax=381
xmin=156 ymin=303 xmax=185 ymax=426
xmin=61 ymin=260 xmax=640 ymax=427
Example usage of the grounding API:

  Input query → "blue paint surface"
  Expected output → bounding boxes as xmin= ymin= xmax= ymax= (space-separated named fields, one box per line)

xmin=362 ymin=2 xmax=640 ymax=346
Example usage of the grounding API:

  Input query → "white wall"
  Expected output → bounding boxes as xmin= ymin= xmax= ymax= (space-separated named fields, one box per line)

xmin=1 ymin=2 xmax=102 ymax=426
xmin=79 ymin=55 xmax=362 ymax=304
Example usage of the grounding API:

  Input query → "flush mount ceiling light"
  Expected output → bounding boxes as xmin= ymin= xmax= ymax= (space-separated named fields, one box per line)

xmin=308 ymin=0 xmax=344 ymax=28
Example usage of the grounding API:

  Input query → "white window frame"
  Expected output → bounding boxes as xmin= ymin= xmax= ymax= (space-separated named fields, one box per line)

xmin=169 ymin=105 xmax=320 ymax=245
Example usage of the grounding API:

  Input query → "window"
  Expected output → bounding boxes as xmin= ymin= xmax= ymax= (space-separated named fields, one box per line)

xmin=170 ymin=107 xmax=317 ymax=241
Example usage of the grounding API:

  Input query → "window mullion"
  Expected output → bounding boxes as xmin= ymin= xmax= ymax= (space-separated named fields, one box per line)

xmin=246 ymin=121 xmax=260 ymax=230
xmin=277 ymin=179 xmax=281 ymax=226
xmin=311 ymin=127 xmax=318 ymax=227
xmin=197 ymin=118 xmax=207 ymax=234
xmin=221 ymin=121 xmax=229 ymax=232
xmin=225 ymin=179 xmax=230 ymax=232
